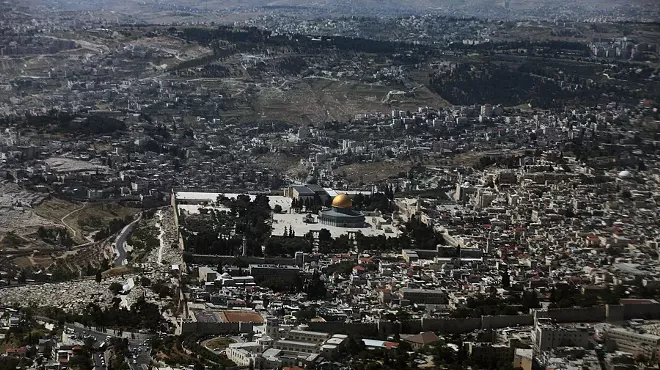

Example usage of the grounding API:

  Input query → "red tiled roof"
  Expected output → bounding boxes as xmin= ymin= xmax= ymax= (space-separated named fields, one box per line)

xmin=6 ymin=346 xmax=28 ymax=353
xmin=220 ymin=311 xmax=264 ymax=323
xmin=383 ymin=341 xmax=399 ymax=350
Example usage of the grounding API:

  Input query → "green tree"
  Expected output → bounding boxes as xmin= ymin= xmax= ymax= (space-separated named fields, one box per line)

xmin=318 ymin=228 xmax=332 ymax=242
xmin=140 ymin=277 xmax=151 ymax=286
xmin=521 ymin=289 xmax=541 ymax=311
xmin=108 ymin=282 xmax=123 ymax=295
xmin=294 ymin=308 xmax=316 ymax=322
xmin=68 ymin=346 xmax=93 ymax=370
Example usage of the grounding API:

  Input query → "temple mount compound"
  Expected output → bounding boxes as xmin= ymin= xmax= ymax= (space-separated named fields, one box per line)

xmin=319 ymin=193 xmax=366 ymax=228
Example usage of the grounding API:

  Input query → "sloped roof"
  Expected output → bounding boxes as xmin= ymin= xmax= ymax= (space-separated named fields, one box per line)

xmin=403 ymin=331 xmax=440 ymax=345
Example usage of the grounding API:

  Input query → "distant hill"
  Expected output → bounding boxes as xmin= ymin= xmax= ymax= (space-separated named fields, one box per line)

xmin=25 ymin=0 xmax=655 ymax=20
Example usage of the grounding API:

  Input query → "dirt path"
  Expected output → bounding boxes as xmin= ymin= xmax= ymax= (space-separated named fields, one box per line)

xmin=60 ymin=202 xmax=87 ymax=239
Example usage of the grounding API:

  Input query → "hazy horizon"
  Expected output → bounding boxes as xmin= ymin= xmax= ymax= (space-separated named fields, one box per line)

xmin=11 ymin=0 xmax=659 ymax=23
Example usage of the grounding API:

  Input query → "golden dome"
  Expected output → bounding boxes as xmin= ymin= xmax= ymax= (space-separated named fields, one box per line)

xmin=332 ymin=194 xmax=352 ymax=208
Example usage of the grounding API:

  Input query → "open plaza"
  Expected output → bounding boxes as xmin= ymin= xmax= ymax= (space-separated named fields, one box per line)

xmin=174 ymin=190 xmax=402 ymax=239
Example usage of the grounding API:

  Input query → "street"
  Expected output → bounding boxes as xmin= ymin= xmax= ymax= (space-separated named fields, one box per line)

xmin=113 ymin=213 xmax=142 ymax=267
xmin=92 ymin=352 xmax=106 ymax=370
xmin=126 ymin=339 xmax=152 ymax=370
xmin=64 ymin=323 xmax=152 ymax=370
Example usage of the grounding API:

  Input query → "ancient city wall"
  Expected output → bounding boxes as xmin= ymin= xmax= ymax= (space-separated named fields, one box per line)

xmin=534 ymin=306 xmax=607 ymax=323
xmin=401 ymin=319 xmax=422 ymax=334
xmin=181 ymin=320 xmax=240 ymax=335
xmin=419 ymin=317 xmax=482 ymax=334
xmin=180 ymin=302 xmax=660 ymax=338
xmin=307 ymin=321 xmax=379 ymax=337
xmin=621 ymin=302 xmax=660 ymax=320
xmin=189 ymin=254 xmax=299 ymax=266
xmin=606 ymin=304 xmax=626 ymax=322
xmin=481 ymin=314 xmax=534 ymax=329
xmin=171 ymin=190 xmax=185 ymax=252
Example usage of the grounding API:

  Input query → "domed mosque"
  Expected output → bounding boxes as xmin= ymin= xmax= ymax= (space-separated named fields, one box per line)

xmin=319 ymin=193 xmax=366 ymax=228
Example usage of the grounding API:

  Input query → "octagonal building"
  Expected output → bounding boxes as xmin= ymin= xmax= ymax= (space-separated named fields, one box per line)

xmin=319 ymin=194 xmax=365 ymax=228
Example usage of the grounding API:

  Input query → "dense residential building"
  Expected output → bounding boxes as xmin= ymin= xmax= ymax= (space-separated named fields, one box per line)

xmin=0 ymin=2 xmax=658 ymax=370
xmin=605 ymin=327 xmax=660 ymax=361
xmin=532 ymin=318 xmax=591 ymax=351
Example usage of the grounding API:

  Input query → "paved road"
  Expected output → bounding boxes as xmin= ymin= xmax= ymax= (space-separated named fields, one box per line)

xmin=114 ymin=213 xmax=142 ymax=267
xmin=64 ymin=324 xmax=109 ymax=345
xmin=93 ymin=352 xmax=106 ymax=370
xmin=126 ymin=340 xmax=152 ymax=370
xmin=65 ymin=323 xmax=152 ymax=370
xmin=66 ymin=322 xmax=153 ymax=342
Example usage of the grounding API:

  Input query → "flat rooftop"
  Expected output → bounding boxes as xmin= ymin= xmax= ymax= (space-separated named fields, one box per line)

xmin=194 ymin=310 xmax=264 ymax=323
xmin=250 ymin=264 xmax=300 ymax=270
xmin=620 ymin=298 xmax=658 ymax=305
xmin=195 ymin=311 xmax=220 ymax=323
xmin=276 ymin=339 xmax=318 ymax=347
xmin=289 ymin=329 xmax=329 ymax=336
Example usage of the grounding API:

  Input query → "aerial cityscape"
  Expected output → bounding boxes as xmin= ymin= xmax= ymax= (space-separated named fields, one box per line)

xmin=0 ymin=0 xmax=659 ymax=369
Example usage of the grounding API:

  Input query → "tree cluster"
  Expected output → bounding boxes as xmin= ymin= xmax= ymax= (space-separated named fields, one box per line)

xmin=304 ymin=270 xmax=327 ymax=300
xmin=405 ymin=216 xmax=446 ymax=250
xmin=93 ymin=216 xmax=134 ymax=241
xmin=290 ymin=196 xmax=323 ymax=213
xmin=127 ymin=223 xmax=160 ymax=255
xmin=347 ymin=338 xmax=418 ymax=370
xmin=316 ymin=233 xmax=353 ymax=254
xmin=181 ymin=194 xmax=271 ymax=256
xmin=37 ymin=226 xmax=74 ymax=247
xmin=177 ymin=26 xmax=433 ymax=57
xmin=2 ymin=111 xmax=127 ymax=136
xmin=351 ymin=192 xmax=394 ymax=212
xmin=452 ymin=293 xmax=519 ymax=318
xmin=549 ymin=284 xmax=632 ymax=308
xmin=428 ymin=61 xmax=634 ymax=108
xmin=264 ymin=236 xmax=310 ymax=256
xmin=73 ymin=299 xmax=164 ymax=331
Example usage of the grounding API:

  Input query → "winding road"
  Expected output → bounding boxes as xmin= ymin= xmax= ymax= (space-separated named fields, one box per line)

xmin=114 ymin=213 xmax=142 ymax=267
